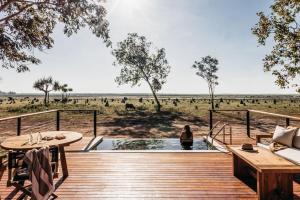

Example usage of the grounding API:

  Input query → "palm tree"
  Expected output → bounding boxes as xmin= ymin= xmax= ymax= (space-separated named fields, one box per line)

xmin=33 ymin=77 xmax=60 ymax=105
xmin=58 ymin=84 xmax=73 ymax=103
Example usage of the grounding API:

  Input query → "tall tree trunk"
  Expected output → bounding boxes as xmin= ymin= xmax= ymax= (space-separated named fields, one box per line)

xmin=211 ymin=93 xmax=215 ymax=110
xmin=152 ymin=90 xmax=161 ymax=112
xmin=44 ymin=92 xmax=47 ymax=105
xmin=209 ymin=86 xmax=214 ymax=110
xmin=47 ymin=91 xmax=50 ymax=105
xmin=146 ymin=80 xmax=161 ymax=112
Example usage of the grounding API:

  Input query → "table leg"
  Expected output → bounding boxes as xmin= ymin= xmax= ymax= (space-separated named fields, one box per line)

xmin=257 ymin=172 xmax=293 ymax=200
xmin=55 ymin=146 xmax=68 ymax=190
xmin=233 ymin=153 xmax=257 ymax=191
xmin=58 ymin=145 xmax=68 ymax=178
xmin=233 ymin=153 xmax=243 ymax=178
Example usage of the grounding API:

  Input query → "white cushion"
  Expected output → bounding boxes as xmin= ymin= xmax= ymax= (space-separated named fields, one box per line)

xmin=257 ymin=143 xmax=270 ymax=150
xmin=272 ymin=126 xmax=297 ymax=147
xmin=293 ymin=129 xmax=300 ymax=149
xmin=275 ymin=148 xmax=300 ymax=165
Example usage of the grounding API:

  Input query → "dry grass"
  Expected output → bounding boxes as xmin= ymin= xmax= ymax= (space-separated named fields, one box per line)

xmin=0 ymin=96 xmax=299 ymax=145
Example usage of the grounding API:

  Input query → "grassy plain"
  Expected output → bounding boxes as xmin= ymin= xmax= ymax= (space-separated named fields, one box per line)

xmin=0 ymin=95 xmax=299 ymax=155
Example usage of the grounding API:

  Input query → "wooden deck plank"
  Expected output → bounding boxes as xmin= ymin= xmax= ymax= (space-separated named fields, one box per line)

xmin=1 ymin=152 xmax=300 ymax=199
xmin=65 ymin=137 xmax=95 ymax=151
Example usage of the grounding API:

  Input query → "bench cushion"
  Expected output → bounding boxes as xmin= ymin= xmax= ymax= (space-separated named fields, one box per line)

xmin=293 ymin=129 xmax=300 ymax=149
xmin=257 ymin=143 xmax=270 ymax=150
xmin=258 ymin=142 xmax=300 ymax=165
xmin=272 ymin=126 xmax=297 ymax=147
xmin=275 ymin=148 xmax=300 ymax=165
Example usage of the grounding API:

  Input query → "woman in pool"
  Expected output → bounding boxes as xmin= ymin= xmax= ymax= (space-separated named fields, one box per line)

xmin=180 ymin=125 xmax=193 ymax=149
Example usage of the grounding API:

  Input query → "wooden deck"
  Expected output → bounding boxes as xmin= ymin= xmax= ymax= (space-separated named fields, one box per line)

xmin=0 ymin=131 xmax=297 ymax=200
xmin=1 ymin=152 xmax=300 ymax=199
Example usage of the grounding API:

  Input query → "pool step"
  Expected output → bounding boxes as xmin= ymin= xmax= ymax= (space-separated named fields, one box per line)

xmin=84 ymin=136 xmax=103 ymax=151
xmin=205 ymin=136 xmax=228 ymax=153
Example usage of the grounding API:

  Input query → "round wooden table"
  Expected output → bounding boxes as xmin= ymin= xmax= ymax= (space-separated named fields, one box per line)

xmin=0 ymin=131 xmax=82 ymax=151
xmin=1 ymin=131 xmax=82 ymax=189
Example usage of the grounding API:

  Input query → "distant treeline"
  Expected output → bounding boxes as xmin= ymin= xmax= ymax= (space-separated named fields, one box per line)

xmin=2 ymin=93 xmax=300 ymax=100
xmin=0 ymin=91 xmax=16 ymax=95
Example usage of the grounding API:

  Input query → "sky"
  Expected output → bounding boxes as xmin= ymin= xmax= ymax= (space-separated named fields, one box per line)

xmin=0 ymin=0 xmax=297 ymax=94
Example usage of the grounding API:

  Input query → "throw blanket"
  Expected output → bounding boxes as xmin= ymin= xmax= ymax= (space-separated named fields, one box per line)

xmin=269 ymin=142 xmax=287 ymax=152
xmin=24 ymin=147 xmax=54 ymax=200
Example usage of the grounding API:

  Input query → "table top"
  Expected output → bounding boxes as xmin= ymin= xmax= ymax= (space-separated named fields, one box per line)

xmin=0 ymin=131 xmax=82 ymax=150
xmin=228 ymin=146 xmax=300 ymax=173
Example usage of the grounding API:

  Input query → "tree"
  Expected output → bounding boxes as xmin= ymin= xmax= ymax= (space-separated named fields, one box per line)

xmin=192 ymin=56 xmax=219 ymax=110
xmin=252 ymin=0 xmax=300 ymax=92
xmin=1 ymin=0 xmax=111 ymax=73
xmin=58 ymin=83 xmax=73 ymax=103
xmin=33 ymin=77 xmax=59 ymax=105
xmin=112 ymin=33 xmax=170 ymax=112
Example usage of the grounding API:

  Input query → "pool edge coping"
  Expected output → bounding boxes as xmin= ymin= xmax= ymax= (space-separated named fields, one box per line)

xmin=87 ymin=137 xmax=229 ymax=153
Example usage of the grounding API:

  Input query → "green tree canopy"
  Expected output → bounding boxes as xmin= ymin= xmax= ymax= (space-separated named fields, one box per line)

xmin=33 ymin=76 xmax=60 ymax=105
xmin=57 ymin=83 xmax=73 ymax=102
xmin=0 ymin=0 xmax=110 ymax=73
xmin=112 ymin=33 xmax=170 ymax=112
xmin=192 ymin=56 xmax=219 ymax=110
xmin=252 ymin=0 xmax=300 ymax=92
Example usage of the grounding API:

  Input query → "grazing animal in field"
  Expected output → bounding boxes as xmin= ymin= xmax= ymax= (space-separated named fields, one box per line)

xmin=7 ymin=97 xmax=15 ymax=104
xmin=105 ymin=101 xmax=109 ymax=107
xmin=125 ymin=103 xmax=135 ymax=110
xmin=173 ymin=101 xmax=177 ymax=106
xmin=54 ymin=99 xmax=61 ymax=103
xmin=121 ymin=97 xmax=128 ymax=103
xmin=139 ymin=97 xmax=143 ymax=103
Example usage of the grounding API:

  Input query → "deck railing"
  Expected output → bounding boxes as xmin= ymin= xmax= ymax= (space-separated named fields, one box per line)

xmin=0 ymin=109 xmax=98 ymax=137
xmin=1 ymin=108 xmax=300 ymax=138
xmin=209 ymin=109 xmax=300 ymax=137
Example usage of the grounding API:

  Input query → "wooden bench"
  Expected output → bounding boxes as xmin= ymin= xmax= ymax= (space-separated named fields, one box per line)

xmin=256 ymin=134 xmax=272 ymax=144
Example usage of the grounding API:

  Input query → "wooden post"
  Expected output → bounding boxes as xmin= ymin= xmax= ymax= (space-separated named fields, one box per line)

xmin=17 ymin=117 xmax=21 ymax=136
xmin=209 ymin=110 xmax=213 ymax=136
xmin=286 ymin=118 xmax=290 ymax=127
xmin=223 ymin=126 xmax=225 ymax=143
xmin=56 ymin=110 xmax=60 ymax=131
xmin=246 ymin=111 xmax=250 ymax=137
xmin=230 ymin=126 xmax=232 ymax=145
xmin=93 ymin=110 xmax=97 ymax=137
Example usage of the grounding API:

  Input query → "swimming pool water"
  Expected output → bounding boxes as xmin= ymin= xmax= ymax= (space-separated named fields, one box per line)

xmin=93 ymin=138 xmax=216 ymax=150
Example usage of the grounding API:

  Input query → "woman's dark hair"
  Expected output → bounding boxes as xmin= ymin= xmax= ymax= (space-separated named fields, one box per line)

xmin=184 ymin=125 xmax=192 ymax=138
